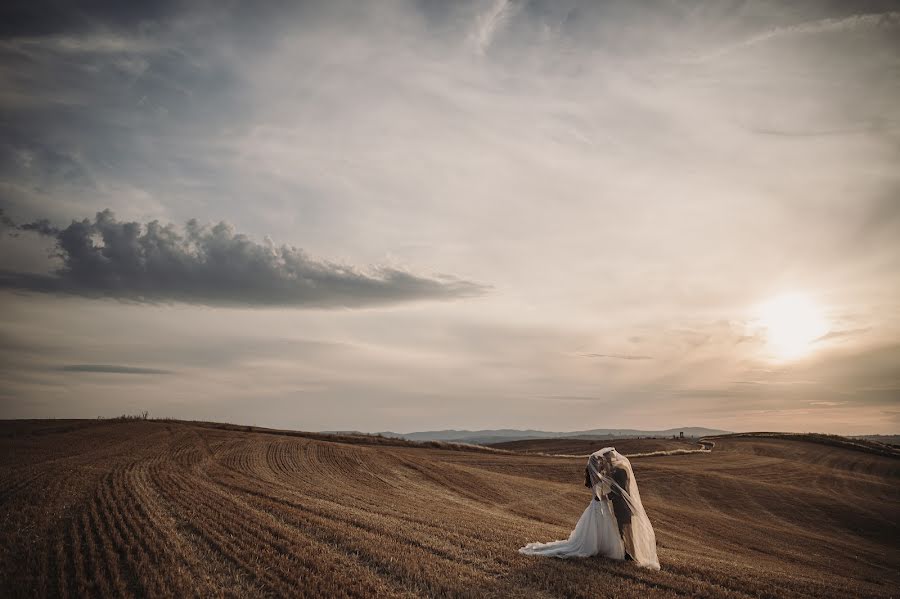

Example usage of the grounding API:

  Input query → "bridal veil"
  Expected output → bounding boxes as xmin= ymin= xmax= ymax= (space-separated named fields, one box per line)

xmin=588 ymin=447 xmax=660 ymax=570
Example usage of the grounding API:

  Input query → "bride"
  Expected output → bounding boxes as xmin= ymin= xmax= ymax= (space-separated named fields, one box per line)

xmin=519 ymin=447 xmax=660 ymax=570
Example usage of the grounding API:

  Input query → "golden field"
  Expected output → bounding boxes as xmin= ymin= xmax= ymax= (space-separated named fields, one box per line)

xmin=1 ymin=420 xmax=897 ymax=598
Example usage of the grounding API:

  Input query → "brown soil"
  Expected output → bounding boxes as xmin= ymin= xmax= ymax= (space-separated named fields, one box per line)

xmin=1 ymin=420 xmax=897 ymax=598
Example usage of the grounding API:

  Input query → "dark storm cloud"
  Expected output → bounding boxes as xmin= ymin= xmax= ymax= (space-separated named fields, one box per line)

xmin=1 ymin=210 xmax=486 ymax=307
xmin=60 ymin=364 xmax=174 ymax=375
xmin=18 ymin=218 xmax=58 ymax=236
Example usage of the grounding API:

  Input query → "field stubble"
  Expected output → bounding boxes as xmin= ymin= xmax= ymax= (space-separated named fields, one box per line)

xmin=1 ymin=420 xmax=897 ymax=598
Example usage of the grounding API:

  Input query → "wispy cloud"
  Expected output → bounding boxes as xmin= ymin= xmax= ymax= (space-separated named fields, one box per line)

xmin=579 ymin=353 xmax=653 ymax=361
xmin=469 ymin=0 xmax=516 ymax=55
xmin=731 ymin=380 xmax=819 ymax=386
xmin=695 ymin=11 xmax=900 ymax=62
xmin=0 ymin=33 xmax=160 ymax=55
xmin=60 ymin=364 xmax=174 ymax=375
xmin=814 ymin=328 xmax=870 ymax=343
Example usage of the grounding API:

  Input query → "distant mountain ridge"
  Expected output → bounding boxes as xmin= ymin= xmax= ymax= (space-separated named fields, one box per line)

xmin=367 ymin=427 xmax=731 ymax=445
xmin=853 ymin=434 xmax=900 ymax=446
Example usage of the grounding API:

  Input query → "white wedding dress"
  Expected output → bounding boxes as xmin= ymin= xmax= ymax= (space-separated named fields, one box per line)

xmin=519 ymin=493 xmax=625 ymax=559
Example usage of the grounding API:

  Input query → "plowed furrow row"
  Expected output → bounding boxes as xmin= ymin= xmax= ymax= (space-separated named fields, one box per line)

xmin=54 ymin=526 xmax=71 ymax=599
xmin=188 ymin=466 xmax=433 ymax=596
xmin=91 ymin=477 xmax=142 ymax=598
xmin=214 ymin=472 xmax=525 ymax=572
xmin=87 ymin=498 xmax=130 ymax=598
xmin=111 ymin=469 xmax=185 ymax=597
xmin=204 ymin=472 xmax=516 ymax=596
xmin=209 ymin=439 xmax=554 ymax=555
xmin=153 ymin=467 xmax=395 ymax=597
xmin=142 ymin=461 xmax=265 ymax=596
xmin=129 ymin=459 xmax=225 ymax=596
xmin=75 ymin=509 xmax=108 ymax=598
xmin=144 ymin=468 xmax=289 ymax=593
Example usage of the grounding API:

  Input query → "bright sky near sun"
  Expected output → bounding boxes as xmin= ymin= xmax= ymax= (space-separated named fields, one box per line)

xmin=756 ymin=294 xmax=829 ymax=361
xmin=0 ymin=1 xmax=898 ymax=435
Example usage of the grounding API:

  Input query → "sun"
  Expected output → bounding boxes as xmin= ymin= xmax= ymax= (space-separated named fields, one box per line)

xmin=756 ymin=293 xmax=828 ymax=360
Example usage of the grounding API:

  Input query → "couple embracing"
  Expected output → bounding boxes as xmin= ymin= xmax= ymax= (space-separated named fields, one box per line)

xmin=519 ymin=447 xmax=660 ymax=570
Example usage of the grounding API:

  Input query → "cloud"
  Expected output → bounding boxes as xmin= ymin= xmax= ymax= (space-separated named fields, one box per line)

xmin=469 ymin=0 xmax=516 ymax=55
xmin=579 ymin=353 xmax=653 ymax=361
xmin=17 ymin=217 xmax=57 ymax=236
xmin=60 ymin=364 xmax=174 ymax=375
xmin=0 ymin=33 xmax=160 ymax=57
xmin=0 ymin=2 xmax=898 ymax=433
xmin=814 ymin=328 xmax=870 ymax=343
xmin=731 ymin=380 xmax=818 ymax=386
xmin=1 ymin=210 xmax=487 ymax=307
xmin=0 ymin=209 xmax=14 ymax=228
xmin=696 ymin=11 xmax=900 ymax=62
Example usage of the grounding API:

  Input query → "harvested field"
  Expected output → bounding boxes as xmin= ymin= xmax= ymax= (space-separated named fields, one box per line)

xmin=487 ymin=437 xmax=700 ymax=455
xmin=1 ymin=420 xmax=898 ymax=598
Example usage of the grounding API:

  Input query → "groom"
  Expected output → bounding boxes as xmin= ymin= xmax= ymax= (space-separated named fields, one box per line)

xmin=606 ymin=455 xmax=635 ymax=561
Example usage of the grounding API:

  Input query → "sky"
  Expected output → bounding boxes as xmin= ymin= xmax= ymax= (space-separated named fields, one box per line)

xmin=0 ymin=0 xmax=898 ymax=434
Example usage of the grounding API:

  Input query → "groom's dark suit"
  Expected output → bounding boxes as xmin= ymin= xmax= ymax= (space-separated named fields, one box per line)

xmin=609 ymin=466 xmax=632 ymax=534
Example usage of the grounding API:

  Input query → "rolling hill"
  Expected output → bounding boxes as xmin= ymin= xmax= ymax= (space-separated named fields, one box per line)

xmin=486 ymin=437 xmax=703 ymax=455
xmin=1 ymin=420 xmax=897 ymax=598
xmin=371 ymin=427 xmax=730 ymax=445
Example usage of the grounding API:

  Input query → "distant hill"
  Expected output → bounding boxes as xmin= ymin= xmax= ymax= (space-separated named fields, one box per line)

xmin=371 ymin=427 xmax=731 ymax=445
xmin=852 ymin=435 xmax=900 ymax=447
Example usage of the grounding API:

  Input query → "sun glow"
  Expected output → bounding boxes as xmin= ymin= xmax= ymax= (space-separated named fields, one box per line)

xmin=756 ymin=293 xmax=828 ymax=360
